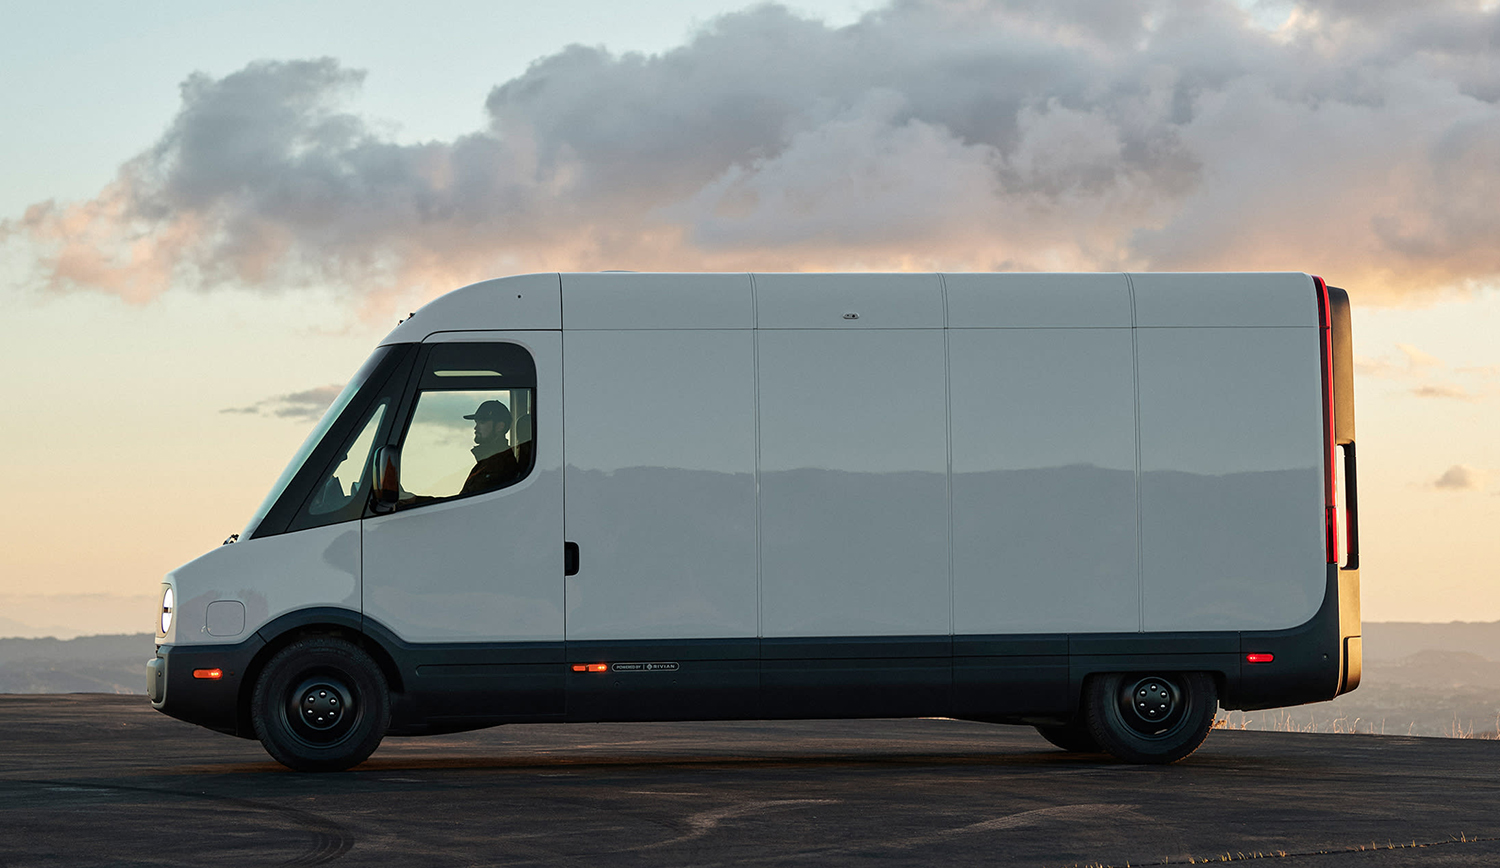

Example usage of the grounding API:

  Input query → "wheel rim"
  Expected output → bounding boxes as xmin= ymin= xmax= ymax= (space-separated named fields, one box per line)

xmin=283 ymin=674 xmax=358 ymax=747
xmin=1115 ymin=675 xmax=1186 ymax=738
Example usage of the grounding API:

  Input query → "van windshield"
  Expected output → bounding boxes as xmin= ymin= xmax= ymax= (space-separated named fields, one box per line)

xmin=241 ymin=346 xmax=394 ymax=538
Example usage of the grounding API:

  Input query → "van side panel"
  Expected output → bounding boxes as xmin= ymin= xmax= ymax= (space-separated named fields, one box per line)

xmin=561 ymin=273 xmax=753 ymax=330
xmin=1136 ymin=326 xmax=1326 ymax=631
xmin=944 ymin=272 xmax=1131 ymax=328
xmin=949 ymin=328 xmax=1139 ymax=633
xmin=756 ymin=329 xmax=950 ymax=637
xmin=754 ymin=273 xmax=944 ymax=329
xmin=562 ymin=329 xmax=759 ymax=640
xmin=1131 ymin=272 xmax=1317 ymax=328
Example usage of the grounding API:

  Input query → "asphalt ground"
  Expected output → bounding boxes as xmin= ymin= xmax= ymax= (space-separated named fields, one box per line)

xmin=2 ymin=695 xmax=1499 ymax=867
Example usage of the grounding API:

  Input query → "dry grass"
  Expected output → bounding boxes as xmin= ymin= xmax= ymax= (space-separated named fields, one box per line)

xmin=1065 ymin=832 xmax=1495 ymax=866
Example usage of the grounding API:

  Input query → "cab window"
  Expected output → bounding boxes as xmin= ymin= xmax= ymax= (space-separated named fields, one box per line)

xmin=307 ymin=403 xmax=387 ymax=515
xmin=395 ymin=342 xmax=536 ymax=508
xmin=248 ymin=345 xmax=416 ymax=539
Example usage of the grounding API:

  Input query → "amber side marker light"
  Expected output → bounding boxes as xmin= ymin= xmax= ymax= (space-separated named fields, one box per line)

xmin=571 ymin=664 xmax=608 ymax=672
xmin=192 ymin=668 xmax=223 ymax=680
xmin=1245 ymin=654 xmax=1274 ymax=664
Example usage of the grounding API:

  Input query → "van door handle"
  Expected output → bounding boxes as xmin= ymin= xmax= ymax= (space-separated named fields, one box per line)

xmin=564 ymin=542 xmax=580 ymax=576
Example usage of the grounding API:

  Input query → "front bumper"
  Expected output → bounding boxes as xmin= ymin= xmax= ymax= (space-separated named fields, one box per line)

xmin=148 ymin=635 xmax=265 ymax=737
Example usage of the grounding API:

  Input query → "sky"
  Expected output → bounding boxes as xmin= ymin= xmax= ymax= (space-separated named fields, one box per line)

xmin=1 ymin=0 xmax=1498 ymax=637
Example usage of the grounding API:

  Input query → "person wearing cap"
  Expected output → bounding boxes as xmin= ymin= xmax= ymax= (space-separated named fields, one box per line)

xmin=460 ymin=399 xmax=519 ymax=496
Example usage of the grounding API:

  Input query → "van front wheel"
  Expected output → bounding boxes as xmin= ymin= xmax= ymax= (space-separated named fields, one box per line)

xmin=251 ymin=637 xmax=390 ymax=772
xmin=1084 ymin=671 xmax=1216 ymax=765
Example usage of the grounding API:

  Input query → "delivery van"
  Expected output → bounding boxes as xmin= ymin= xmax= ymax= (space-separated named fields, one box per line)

xmin=147 ymin=272 xmax=1360 ymax=771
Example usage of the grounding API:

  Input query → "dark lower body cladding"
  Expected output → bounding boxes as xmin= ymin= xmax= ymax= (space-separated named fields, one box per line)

xmin=151 ymin=565 xmax=1359 ymax=737
xmin=150 ymin=634 xmax=265 ymax=737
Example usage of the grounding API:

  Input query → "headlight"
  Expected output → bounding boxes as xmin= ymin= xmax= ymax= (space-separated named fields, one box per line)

xmin=160 ymin=586 xmax=174 ymax=635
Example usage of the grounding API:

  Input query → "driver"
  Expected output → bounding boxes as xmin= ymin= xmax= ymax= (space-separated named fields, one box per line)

xmin=460 ymin=400 xmax=519 ymax=496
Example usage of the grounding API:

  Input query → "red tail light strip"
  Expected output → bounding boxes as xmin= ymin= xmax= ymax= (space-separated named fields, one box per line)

xmin=1314 ymin=275 xmax=1339 ymax=564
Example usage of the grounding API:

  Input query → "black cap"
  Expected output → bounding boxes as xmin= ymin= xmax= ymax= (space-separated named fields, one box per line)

xmin=463 ymin=400 xmax=512 ymax=425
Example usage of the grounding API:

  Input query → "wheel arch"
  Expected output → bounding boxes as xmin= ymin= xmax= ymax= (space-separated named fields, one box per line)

xmin=235 ymin=607 xmax=405 ymax=738
xmin=1072 ymin=662 xmax=1232 ymax=715
xmin=1079 ymin=668 xmax=1226 ymax=710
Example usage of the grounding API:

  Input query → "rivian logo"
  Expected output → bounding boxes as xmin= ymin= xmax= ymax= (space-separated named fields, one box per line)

xmin=611 ymin=662 xmax=680 ymax=672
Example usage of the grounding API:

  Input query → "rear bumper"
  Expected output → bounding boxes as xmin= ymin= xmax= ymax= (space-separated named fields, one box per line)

xmin=149 ymin=636 xmax=265 ymax=737
xmin=1225 ymin=564 xmax=1360 ymax=711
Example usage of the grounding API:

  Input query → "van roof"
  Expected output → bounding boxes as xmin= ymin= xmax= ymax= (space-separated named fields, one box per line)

xmin=381 ymin=271 xmax=1319 ymax=343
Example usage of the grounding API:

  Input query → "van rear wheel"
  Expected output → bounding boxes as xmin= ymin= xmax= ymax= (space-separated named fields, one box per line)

xmin=1084 ymin=671 xmax=1216 ymax=765
xmin=1034 ymin=723 xmax=1102 ymax=753
xmin=251 ymin=637 xmax=390 ymax=772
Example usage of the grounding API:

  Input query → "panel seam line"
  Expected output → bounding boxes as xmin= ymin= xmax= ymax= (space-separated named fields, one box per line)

xmin=1127 ymin=272 xmax=1144 ymax=634
xmin=750 ymin=272 xmax=763 ymax=642
xmin=940 ymin=272 xmax=955 ymax=639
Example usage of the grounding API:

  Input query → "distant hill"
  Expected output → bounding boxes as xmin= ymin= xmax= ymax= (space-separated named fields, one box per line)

xmin=0 ymin=633 xmax=156 ymax=694
xmin=1362 ymin=621 xmax=1500 ymax=661
xmin=0 ymin=594 xmax=157 ymax=640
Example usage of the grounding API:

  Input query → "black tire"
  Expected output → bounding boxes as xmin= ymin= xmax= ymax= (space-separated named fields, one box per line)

xmin=251 ymin=637 xmax=390 ymax=772
xmin=1034 ymin=723 xmax=1103 ymax=753
xmin=1084 ymin=671 xmax=1216 ymax=765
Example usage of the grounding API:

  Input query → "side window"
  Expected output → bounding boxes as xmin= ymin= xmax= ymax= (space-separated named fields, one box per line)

xmin=288 ymin=399 xmax=391 ymax=531
xmin=308 ymin=402 xmax=388 ymax=515
xmin=396 ymin=342 xmax=536 ymax=508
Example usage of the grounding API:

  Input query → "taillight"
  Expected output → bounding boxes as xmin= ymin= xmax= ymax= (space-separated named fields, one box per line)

xmin=1314 ymin=276 xmax=1338 ymax=563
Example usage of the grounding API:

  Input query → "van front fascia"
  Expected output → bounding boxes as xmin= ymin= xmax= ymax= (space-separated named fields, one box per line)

xmin=248 ymin=344 xmax=419 ymax=540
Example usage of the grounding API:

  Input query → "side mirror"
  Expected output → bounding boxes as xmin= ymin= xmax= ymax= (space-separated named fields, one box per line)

xmin=372 ymin=446 xmax=401 ymax=511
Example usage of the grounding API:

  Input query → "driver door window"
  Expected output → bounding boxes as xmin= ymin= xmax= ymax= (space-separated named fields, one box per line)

xmin=396 ymin=342 xmax=536 ymax=508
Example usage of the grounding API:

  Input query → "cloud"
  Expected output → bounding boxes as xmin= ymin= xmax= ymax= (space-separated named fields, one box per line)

xmin=223 ymin=384 xmax=343 ymax=421
xmin=1410 ymin=383 xmax=1479 ymax=401
xmin=1433 ymin=464 xmax=1485 ymax=490
xmin=1359 ymin=342 xmax=1489 ymax=400
xmin=1396 ymin=343 xmax=1444 ymax=369
xmin=1353 ymin=353 xmax=1401 ymax=379
xmin=6 ymin=0 xmax=1500 ymax=306
xmin=1358 ymin=343 xmax=1447 ymax=380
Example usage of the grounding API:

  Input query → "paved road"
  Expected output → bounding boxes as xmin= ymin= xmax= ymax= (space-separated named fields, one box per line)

xmin=2 ymin=695 xmax=1498 ymax=866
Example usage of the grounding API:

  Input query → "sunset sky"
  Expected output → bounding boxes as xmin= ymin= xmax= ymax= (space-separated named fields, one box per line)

xmin=2 ymin=0 xmax=1498 ymax=637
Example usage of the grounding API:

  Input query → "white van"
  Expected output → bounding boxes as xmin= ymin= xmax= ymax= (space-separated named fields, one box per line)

xmin=147 ymin=272 xmax=1360 ymax=771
